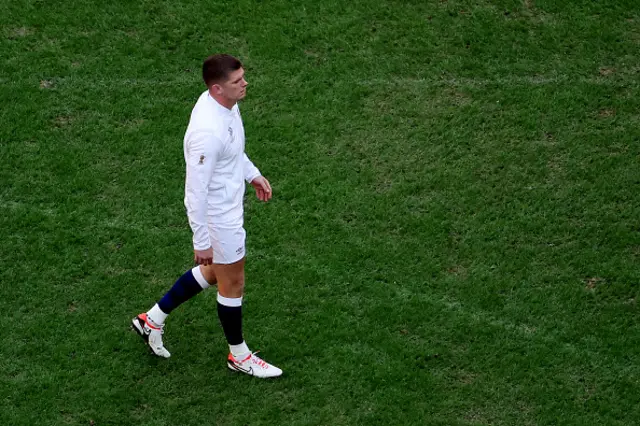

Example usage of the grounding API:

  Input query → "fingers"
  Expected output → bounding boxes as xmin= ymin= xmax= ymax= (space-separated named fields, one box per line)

xmin=251 ymin=177 xmax=273 ymax=202
xmin=250 ymin=179 xmax=272 ymax=201
xmin=194 ymin=250 xmax=214 ymax=265
xmin=197 ymin=256 xmax=213 ymax=265
xmin=263 ymin=179 xmax=272 ymax=200
xmin=256 ymin=183 xmax=271 ymax=202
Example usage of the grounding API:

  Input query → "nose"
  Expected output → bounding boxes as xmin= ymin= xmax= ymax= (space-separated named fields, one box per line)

xmin=242 ymin=79 xmax=248 ymax=87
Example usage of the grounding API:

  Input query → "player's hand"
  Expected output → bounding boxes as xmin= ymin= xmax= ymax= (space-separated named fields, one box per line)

xmin=194 ymin=247 xmax=214 ymax=265
xmin=250 ymin=176 xmax=272 ymax=202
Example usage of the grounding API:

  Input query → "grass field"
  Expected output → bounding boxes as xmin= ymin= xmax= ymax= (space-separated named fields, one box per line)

xmin=2 ymin=0 xmax=640 ymax=424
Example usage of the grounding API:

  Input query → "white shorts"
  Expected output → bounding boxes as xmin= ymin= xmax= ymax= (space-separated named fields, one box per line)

xmin=209 ymin=226 xmax=246 ymax=264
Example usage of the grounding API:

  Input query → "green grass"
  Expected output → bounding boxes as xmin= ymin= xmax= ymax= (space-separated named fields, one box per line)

xmin=2 ymin=0 xmax=639 ymax=424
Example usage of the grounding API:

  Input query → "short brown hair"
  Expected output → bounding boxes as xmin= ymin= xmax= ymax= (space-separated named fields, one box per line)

xmin=202 ymin=54 xmax=243 ymax=86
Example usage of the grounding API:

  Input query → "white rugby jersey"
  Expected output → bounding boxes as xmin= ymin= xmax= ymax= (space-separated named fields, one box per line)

xmin=183 ymin=91 xmax=261 ymax=250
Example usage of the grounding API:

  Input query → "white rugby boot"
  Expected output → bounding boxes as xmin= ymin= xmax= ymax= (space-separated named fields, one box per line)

xmin=131 ymin=313 xmax=171 ymax=358
xmin=227 ymin=351 xmax=282 ymax=378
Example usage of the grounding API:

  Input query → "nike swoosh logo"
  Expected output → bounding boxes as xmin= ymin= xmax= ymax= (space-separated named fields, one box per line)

xmin=232 ymin=364 xmax=254 ymax=375
xmin=138 ymin=320 xmax=151 ymax=335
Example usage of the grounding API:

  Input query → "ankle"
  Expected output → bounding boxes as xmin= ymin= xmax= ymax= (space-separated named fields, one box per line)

xmin=230 ymin=341 xmax=250 ymax=358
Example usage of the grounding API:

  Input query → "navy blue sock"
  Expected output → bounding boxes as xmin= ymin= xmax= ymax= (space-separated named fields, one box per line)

xmin=217 ymin=303 xmax=244 ymax=345
xmin=217 ymin=294 xmax=244 ymax=345
xmin=157 ymin=270 xmax=204 ymax=314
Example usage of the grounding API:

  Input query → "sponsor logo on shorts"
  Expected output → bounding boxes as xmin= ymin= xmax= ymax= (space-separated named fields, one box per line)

xmin=236 ymin=246 xmax=244 ymax=255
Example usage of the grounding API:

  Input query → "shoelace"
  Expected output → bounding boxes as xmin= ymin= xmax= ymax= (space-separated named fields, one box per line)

xmin=250 ymin=352 xmax=268 ymax=369
xmin=236 ymin=351 xmax=268 ymax=369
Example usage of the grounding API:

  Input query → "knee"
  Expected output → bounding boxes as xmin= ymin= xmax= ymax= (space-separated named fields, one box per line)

xmin=229 ymin=278 xmax=245 ymax=295
xmin=220 ymin=277 xmax=244 ymax=298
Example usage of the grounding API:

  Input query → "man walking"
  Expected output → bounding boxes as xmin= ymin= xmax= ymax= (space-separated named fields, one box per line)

xmin=132 ymin=54 xmax=282 ymax=378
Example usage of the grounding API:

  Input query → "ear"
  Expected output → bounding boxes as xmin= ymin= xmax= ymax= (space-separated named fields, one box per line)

xmin=210 ymin=83 xmax=223 ymax=95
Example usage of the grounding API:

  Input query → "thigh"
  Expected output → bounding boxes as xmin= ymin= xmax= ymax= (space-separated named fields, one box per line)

xmin=212 ymin=257 xmax=245 ymax=298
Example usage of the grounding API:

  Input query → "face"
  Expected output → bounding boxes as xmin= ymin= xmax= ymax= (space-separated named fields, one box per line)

xmin=215 ymin=67 xmax=248 ymax=102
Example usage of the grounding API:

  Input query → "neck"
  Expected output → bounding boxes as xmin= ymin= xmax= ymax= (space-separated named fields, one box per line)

xmin=208 ymin=90 xmax=235 ymax=110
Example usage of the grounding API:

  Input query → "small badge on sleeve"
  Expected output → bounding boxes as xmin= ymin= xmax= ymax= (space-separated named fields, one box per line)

xmin=199 ymin=155 xmax=205 ymax=164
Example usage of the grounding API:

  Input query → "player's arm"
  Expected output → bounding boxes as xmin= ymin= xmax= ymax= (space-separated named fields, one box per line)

xmin=185 ymin=133 xmax=222 ymax=264
xmin=243 ymin=153 xmax=272 ymax=202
